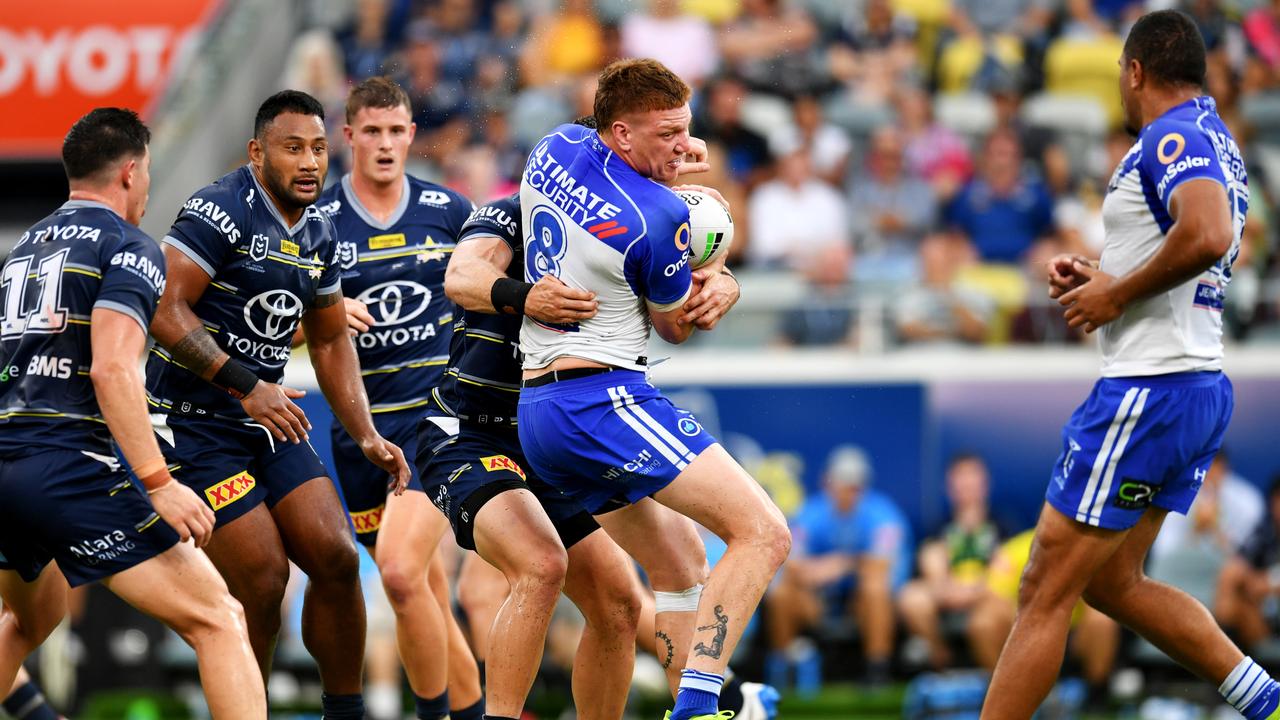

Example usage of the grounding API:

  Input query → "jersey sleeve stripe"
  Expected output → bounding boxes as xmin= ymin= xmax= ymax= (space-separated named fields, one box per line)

xmin=162 ymin=235 xmax=217 ymax=278
xmin=93 ymin=299 xmax=150 ymax=335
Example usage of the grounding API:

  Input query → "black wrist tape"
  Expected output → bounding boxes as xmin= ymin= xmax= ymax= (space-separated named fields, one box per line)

xmin=491 ymin=277 xmax=534 ymax=315
xmin=213 ymin=358 xmax=259 ymax=399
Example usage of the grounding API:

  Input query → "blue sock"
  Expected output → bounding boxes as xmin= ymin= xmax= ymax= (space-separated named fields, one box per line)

xmin=3 ymin=679 xmax=59 ymax=720
xmin=414 ymin=690 xmax=449 ymax=720
xmin=321 ymin=692 xmax=365 ymax=720
xmin=1220 ymin=657 xmax=1280 ymax=720
xmin=671 ymin=668 xmax=724 ymax=720
xmin=452 ymin=698 xmax=485 ymax=720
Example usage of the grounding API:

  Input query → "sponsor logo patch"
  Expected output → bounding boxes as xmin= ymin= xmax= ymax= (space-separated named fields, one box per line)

xmin=1113 ymin=479 xmax=1155 ymax=510
xmin=351 ymin=505 xmax=384 ymax=534
xmin=1156 ymin=132 xmax=1186 ymax=164
xmin=674 ymin=222 xmax=690 ymax=252
xmin=369 ymin=233 xmax=406 ymax=250
xmin=205 ymin=471 xmax=256 ymax=510
xmin=280 ymin=238 xmax=300 ymax=257
xmin=480 ymin=455 xmax=526 ymax=480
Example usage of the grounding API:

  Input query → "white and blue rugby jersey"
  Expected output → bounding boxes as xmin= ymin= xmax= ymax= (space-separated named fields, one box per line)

xmin=519 ymin=124 xmax=693 ymax=371
xmin=318 ymin=174 xmax=471 ymax=414
xmin=0 ymin=200 xmax=165 ymax=456
xmin=1101 ymin=96 xmax=1248 ymax=376
xmin=146 ymin=166 xmax=341 ymax=418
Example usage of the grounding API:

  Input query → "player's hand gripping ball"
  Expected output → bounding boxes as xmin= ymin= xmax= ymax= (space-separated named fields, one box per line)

xmin=675 ymin=189 xmax=734 ymax=269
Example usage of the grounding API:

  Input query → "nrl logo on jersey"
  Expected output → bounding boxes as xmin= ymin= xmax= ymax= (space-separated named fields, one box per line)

xmin=249 ymin=233 xmax=270 ymax=261
xmin=418 ymin=190 xmax=451 ymax=206
xmin=337 ymin=241 xmax=359 ymax=269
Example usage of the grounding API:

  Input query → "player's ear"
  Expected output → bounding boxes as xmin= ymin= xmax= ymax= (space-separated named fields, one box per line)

xmin=342 ymin=124 xmax=354 ymax=144
xmin=119 ymin=156 xmax=137 ymax=190
xmin=248 ymin=137 xmax=264 ymax=166
xmin=407 ymin=122 xmax=417 ymax=145
xmin=1129 ymin=57 xmax=1144 ymax=90
xmin=612 ymin=120 xmax=631 ymax=152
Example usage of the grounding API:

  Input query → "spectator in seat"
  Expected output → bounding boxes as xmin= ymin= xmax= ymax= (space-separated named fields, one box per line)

xmin=898 ymin=454 xmax=1003 ymax=669
xmin=894 ymin=235 xmax=994 ymax=345
xmin=769 ymin=95 xmax=853 ymax=187
xmin=1216 ymin=475 xmax=1280 ymax=651
xmin=943 ymin=129 xmax=1056 ymax=265
xmin=746 ymin=145 xmax=849 ymax=270
xmin=777 ymin=244 xmax=857 ymax=348
xmin=766 ymin=446 xmax=913 ymax=689
xmin=695 ymin=75 xmax=775 ymax=188
xmin=620 ymin=0 xmax=719 ymax=88
xmin=847 ymin=125 xmax=937 ymax=283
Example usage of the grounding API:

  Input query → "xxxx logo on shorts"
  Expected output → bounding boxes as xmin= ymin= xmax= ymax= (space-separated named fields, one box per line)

xmin=480 ymin=455 xmax=526 ymax=480
xmin=351 ymin=505 xmax=384 ymax=534
xmin=204 ymin=471 xmax=256 ymax=510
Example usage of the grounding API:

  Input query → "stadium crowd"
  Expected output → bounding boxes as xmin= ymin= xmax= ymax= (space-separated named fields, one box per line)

xmin=282 ymin=0 xmax=1280 ymax=350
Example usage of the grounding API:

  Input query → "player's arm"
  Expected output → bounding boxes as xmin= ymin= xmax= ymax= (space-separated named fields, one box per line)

xmin=91 ymin=307 xmax=214 ymax=546
xmin=446 ymin=236 xmax=598 ymax=323
xmin=151 ymin=248 xmax=311 ymax=443
xmin=1061 ymin=178 xmax=1233 ymax=331
xmin=302 ymin=290 xmax=410 ymax=492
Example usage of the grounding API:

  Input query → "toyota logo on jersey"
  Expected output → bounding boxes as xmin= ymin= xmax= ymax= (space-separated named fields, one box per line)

xmin=243 ymin=289 xmax=303 ymax=340
xmin=356 ymin=280 xmax=432 ymax=326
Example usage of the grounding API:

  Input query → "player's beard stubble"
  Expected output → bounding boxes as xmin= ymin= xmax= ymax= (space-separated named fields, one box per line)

xmin=261 ymin=154 xmax=323 ymax=214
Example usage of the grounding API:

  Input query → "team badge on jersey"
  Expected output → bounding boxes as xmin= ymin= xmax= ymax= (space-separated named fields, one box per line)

xmin=249 ymin=233 xmax=270 ymax=261
xmin=337 ymin=241 xmax=359 ymax=269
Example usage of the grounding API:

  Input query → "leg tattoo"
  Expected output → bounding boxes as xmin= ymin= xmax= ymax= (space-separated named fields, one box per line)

xmin=693 ymin=605 xmax=729 ymax=659
xmin=656 ymin=630 xmax=675 ymax=668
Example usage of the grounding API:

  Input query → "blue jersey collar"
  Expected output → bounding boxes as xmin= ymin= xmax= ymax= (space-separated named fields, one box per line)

xmin=340 ymin=173 xmax=411 ymax=231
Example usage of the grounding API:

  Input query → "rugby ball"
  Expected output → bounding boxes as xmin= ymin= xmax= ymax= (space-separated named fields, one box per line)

xmin=676 ymin=189 xmax=734 ymax=268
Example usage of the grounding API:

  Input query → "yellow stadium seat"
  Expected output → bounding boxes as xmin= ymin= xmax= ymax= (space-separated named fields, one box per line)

xmin=937 ymin=35 xmax=1024 ymax=94
xmin=1043 ymin=34 xmax=1125 ymax=128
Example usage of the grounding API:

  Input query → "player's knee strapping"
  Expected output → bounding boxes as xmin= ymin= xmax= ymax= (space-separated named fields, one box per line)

xmin=655 ymin=584 xmax=703 ymax=613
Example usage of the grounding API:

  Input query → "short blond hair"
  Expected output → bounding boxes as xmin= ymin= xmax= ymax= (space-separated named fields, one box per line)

xmin=593 ymin=59 xmax=691 ymax=129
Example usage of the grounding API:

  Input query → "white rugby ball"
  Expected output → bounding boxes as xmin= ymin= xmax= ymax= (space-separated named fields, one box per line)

xmin=676 ymin=189 xmax=734 ymax=268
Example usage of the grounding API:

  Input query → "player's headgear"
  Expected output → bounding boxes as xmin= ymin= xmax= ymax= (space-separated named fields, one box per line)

xmin=593 ymin=58 xmax=691 ymax=128
xmin=61 ymin=108 xmax=150 ymax=182
xmin=1123 ymin=9 xmax=1207 ymax=88
xmin=345 ymin=76 xmax=412 ymax=124
xmin=254 ymin=89 xmax=326 ymax=139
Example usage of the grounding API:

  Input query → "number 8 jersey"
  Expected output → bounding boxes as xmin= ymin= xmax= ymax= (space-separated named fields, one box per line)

xmin=0 ymin=200 xmax=166 ymax=456
xmin=519 ymin=124 xmax=693 ymax=371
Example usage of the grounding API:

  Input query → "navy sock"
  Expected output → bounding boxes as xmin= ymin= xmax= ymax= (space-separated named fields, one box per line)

xmin=719 ymin=675 xmax=744 ymax=714
xmin=3 ymin=679 xmax=59 ymax=720
xmin=452 ymin=698 xmax=485 ymax=720
xmin=322 ymin=692 xmax=365 ymax=720
xmin=414 ymin=691 xmax=449 ymax=720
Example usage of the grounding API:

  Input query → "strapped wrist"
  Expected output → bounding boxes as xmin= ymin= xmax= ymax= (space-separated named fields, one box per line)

xmin=491 ymin=277 xmax=534 ymax=315
xmin=212 ymin=358 xmax=259 ymax=399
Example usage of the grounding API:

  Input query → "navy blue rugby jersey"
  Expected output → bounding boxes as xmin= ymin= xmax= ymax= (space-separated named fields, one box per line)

xmin=318 ymin=174 xmax=472 ymax=414
xmin=145 ymin=166 xmax=341 ymax=419
xmin=433 ymin=193 xmax=523 ymax=426
xmin=0 ymin=200 xmax=165 ymax=456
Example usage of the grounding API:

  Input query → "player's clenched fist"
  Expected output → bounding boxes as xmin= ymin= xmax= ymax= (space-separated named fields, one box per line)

xmin=525 ymin=275 xmax=598 ymax=325
xmin=147 ymin=477 xmax=216 ymax=547
xmin=240 ymin=382 xmax=311 ymax=443
xmin=1047 ymin=253 xmax=1093 ymax=299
